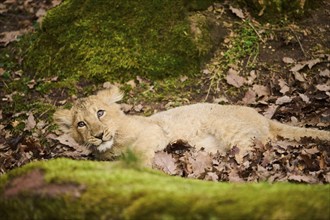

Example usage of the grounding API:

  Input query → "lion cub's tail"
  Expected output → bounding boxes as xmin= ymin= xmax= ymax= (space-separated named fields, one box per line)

xmin=269 ymin=120 xmax=330 ymax=141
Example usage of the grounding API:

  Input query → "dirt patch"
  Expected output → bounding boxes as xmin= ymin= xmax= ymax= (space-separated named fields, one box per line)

xmin=4 ymin=169 xmax=85 ymax=198
xmin=0 ymin=0 xmax=60 ymax=46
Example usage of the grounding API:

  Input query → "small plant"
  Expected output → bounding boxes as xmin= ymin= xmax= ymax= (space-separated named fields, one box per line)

xmin=206 ymin=20 xmax=260 ymax=96
xmin=224 ymin=21 xmax=259 ymax=69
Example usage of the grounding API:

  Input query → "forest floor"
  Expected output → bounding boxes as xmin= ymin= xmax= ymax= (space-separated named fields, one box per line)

xmin=0 ymin=0 xmax=329 ymax=183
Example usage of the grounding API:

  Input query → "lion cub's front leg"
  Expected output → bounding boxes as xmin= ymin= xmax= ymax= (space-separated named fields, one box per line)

xmin=130 ymin=135 xmax=167 ymax=167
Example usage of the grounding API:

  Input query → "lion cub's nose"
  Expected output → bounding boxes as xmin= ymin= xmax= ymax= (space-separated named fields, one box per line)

xmin=94 ymin=132 xmax=104 ymax=140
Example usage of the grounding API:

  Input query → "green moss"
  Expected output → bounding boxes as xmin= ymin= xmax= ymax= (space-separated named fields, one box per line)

xmin=0 ymin=158 xmax=329 ymax=219
xmin=0 ymin=0 xmax=218 ymax=117
xmin=188 ymin=13 xmax=213 ymax=56
xmin=21 ymin=0 xmax=212 ymax=86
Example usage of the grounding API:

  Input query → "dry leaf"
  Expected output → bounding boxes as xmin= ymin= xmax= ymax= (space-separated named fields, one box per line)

xmin=120 ymin=104 xmax=133 ymax=113
xmin=306 ymin=58 xmax=321 ymax=69
xmin=25 ymin=112 xmax=36 ymax=131
xmin=228 ymin=169 xmax=244 ymax=182
xmin=252 ymin=84 xmax=269 ymax=98
xmin=290 ymin=63 xmax=306 ymax=72
xmin=290 ymin=59 xmax=321 ymax=73
xmin=282 ymin=57 xmax=295 ymax=64
xmin=213 ymin=96 xmax=229 ymax=104
xmin=226 ymin=68 xmax=245 ymax=88
xmin=189 ymin=151 xmax=212 ymax=177
xmin=0 ymin=29 xmax=30 ymax=46
xmin=246 ymin=70 xmax=257 ymax=85
xmin=153 ymin=151 xmax=178 ymax=175
xmin=242 ymin=89 xmax=256 ymax=104
xmin=12 ymin=120 xmax=20 ymax=128
xmin=288 ymin=174 xmax=317 ymax=183
xmin=4 ymin=0 xmax=17 ymax=4
xmin=36 ymin=8 xmax=46 ymax=18
xmin=303 ymin=147 xmax=319 ymax=155
xmin=133 ymin=104 xmax=143 ymax=112
xmin=27 ymin=79 xmax=36 ymax=89
xmin=290 ymin=116 xmax=298 ymax=124
xmin=52 ymin=0 xmax=62 ymax=7
xmin=278 ymin=79 xmax=290 ymax=94
xmin=316 ymin=84 xmax=330 ymax=92
xmin=275 ymin=95 xmax=292 ymax=105
xmin=136 ymin=76 xmax=146 ymax=84
xmin=229 ymin=6 xmax=245 ymax=19
xmin=204 ymin=172 xmax=219 ymax=181
xmin=263 ymin=104 xmax=278 ymax=119
xmin=50 ymin=76 xmax=59 ymax=82
xmin=0 ymin=3 xmax=8 ymax=14
xmin=319 ymin=69 xmax=330 ymax=78
xmin=48 ymin=133 xmax=81 ymax=149
xmin=299 ymin=93 xmax=310 ymax=103
xmin=293 ymin=71 xmax=305 ymax=82
xmin=323 ymin=173 xmax=330 ymax=182
xmin=203 ymin=69 xmax=210 ymax=75
xmin=180 ymin=75 xmax=188 ymax=82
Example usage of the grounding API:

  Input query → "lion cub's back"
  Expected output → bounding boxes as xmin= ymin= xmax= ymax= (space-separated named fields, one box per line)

xmin=149 ymin=103 xmax=271 ymax=151
xmin=150 ymin=103 xmax=269 ymax=131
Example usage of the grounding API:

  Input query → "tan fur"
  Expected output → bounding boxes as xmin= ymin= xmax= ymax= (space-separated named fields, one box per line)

xmin=54 ymin=86 xmax=330 ymax=166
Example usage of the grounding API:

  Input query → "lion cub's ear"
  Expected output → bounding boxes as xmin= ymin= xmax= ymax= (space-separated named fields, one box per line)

xmin=53 ymin=109 xmax=73 ymax=132
xmin=97 ymin=85 xmax=123 ymax=104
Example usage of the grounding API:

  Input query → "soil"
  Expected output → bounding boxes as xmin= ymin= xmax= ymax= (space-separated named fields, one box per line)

xmin=0 ymin=0 xmax=329 ymax=183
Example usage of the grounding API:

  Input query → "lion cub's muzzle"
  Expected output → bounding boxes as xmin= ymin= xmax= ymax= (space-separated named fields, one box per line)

xmin=94 ymin=132 xmax=104 ymax=140
xmin=89 ymin=130 xmax=115 ymax=152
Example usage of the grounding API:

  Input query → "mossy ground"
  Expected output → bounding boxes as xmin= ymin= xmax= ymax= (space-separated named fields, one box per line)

xmin=0 ymin=158 xmax=329 ymax=219
xmin=0 ymin=0 xmax=217 ymax=125
xmin=22 ymin=0 xmax=208 ymax=82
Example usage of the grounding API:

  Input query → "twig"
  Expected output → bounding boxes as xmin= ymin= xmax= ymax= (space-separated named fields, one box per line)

xmin=1 ymin=79 xmax=9 ymax=89
xmin=205 ymin=75 xmax=215 ymax=101
xmin=289 ymin=27 xmax=307 ymax=58
xmin=247 ymin=21 xmax=265 ymax=43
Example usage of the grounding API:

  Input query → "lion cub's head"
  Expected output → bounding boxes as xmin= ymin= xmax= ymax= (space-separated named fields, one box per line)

xmin=54 ymin=86 xmax=124 ymax=152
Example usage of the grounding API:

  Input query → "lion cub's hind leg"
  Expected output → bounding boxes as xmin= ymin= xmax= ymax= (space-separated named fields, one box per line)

xmin=210 ymin=119 xmax=270 ymax=163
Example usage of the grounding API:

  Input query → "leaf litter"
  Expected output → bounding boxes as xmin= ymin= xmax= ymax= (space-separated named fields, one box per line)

xmin=153 ymin=138 xmax=330 ymax=184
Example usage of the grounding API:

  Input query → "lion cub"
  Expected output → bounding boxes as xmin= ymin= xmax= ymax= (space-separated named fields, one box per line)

xmin=54 ymin=86 xmax=330 ymax=166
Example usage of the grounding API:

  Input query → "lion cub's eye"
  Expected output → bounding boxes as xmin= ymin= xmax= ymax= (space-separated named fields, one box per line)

xmin=97 ymin=110 xmax=105 ymax=118
xmin=77 ymin=121 xmax=86 ymax=128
